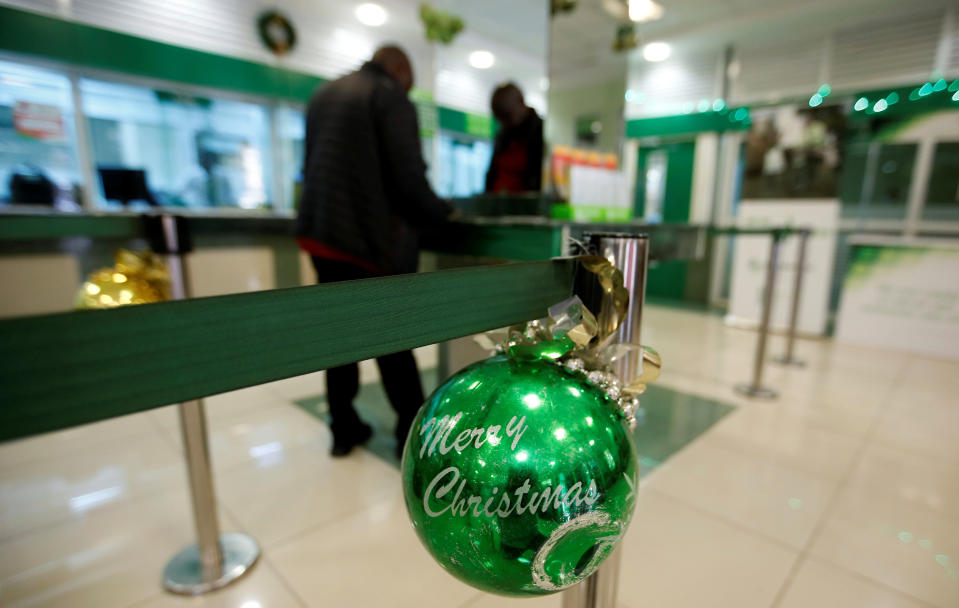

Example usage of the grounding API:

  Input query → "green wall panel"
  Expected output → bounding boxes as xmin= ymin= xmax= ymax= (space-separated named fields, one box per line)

xmin=634 ymin=141 xmax=695 ymax=223
xmin=645 ymin=260 xmax=687 ymax=300
xmin=438 ymin=106 xmax=494 ymax=138
xmin=849 ymin=79 xmax=959 ymax=121
xmin=633 ymin=140 xmax=696 ymax=300
xmin=625 ymin=108 xmax=750 ymax=138
xmin=0 ymin=6 xmax=76 ymax=63
xmin=0 ymin=6 xmax=325 ymax=101
xmin=663 ymin=141 xmax=694 ymax=224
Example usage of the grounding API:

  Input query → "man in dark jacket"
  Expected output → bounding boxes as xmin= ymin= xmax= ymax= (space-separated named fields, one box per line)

xmin=485 ymin=83 xmax=544 ymax=194
xmin=295 ymin=45 xmax=451 ymax=457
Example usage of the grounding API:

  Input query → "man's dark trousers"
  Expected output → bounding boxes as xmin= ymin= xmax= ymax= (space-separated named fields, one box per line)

xmin=311 ymin=256 xmax=425 ymax=445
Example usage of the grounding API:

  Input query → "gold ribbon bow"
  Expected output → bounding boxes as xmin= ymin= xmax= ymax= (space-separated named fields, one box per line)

xmin=478 ymin=256 xmax=661 ymax=427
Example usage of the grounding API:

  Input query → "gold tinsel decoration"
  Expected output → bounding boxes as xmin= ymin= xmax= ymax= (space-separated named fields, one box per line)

xmin=75 ymin=250 xmax=171 ymax=309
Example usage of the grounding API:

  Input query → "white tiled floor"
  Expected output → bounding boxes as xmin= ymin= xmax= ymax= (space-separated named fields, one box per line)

xmin=1 ymin=308 xmax=956 ymax=607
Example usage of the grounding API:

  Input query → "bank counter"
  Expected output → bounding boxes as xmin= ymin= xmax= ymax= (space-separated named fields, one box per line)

xmin=0 ymin=208 xmax=712 ymax=319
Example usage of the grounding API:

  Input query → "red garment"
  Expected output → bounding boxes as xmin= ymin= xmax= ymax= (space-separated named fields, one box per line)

xmin=489 ymin=139 xmax=529 ymax=193
xmin=296 ymin=237 xmax=383 ymax=274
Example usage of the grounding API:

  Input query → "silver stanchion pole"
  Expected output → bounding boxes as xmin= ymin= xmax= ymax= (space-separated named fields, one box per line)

xmin=145 ymin=215 xmax=260 ymax=595
xmin=772 ymin=228 xmax=809 ymax=367
xmin=562 ymin=232 xmax=648 ymax=608
xmin=735 ymin=230 xmax=781 ymax=399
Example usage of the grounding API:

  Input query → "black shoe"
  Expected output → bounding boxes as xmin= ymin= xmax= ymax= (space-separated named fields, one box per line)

xmin=331 ymin=423 xmax=373 ymax=457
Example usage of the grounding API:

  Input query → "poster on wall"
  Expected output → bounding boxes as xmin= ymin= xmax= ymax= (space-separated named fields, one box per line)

xmin=726 ymin=200 xmax=839 ymax=335
xmin=13 ymin=101 xmax=65 ymax=141
xmin=836 ymin=242 xmax=959 ymax=360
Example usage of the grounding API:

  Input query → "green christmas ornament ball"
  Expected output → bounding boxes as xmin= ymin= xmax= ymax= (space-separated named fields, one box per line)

xmin=401 ymin=355 xmax=639 ymax=596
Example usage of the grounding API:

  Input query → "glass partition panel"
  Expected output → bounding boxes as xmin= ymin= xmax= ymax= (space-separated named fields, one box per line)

xmin=871 ymin=143 xmax=916 ymax=211
xmin=0 ymin=60 xmax=82 ymax=208
xmin=276 ymin=105 xmax=305 ymax=212
xmin=436 ymin=133 xmax=492 ymax=197
xmin=840 ymin=141 xmax=915 ymax=220
xmin=80 ymin=79 xmax=273 ymax=209
xmin=923 ymin=141 xmax=959 ymax=222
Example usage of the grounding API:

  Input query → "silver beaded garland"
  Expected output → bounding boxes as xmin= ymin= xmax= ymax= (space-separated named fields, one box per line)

xmin=487 ymin=317 xmax=650 ymax=430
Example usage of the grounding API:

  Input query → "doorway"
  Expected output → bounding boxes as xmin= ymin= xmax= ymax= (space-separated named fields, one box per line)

xmin=634 ymin=139 xmax=696 ymax=223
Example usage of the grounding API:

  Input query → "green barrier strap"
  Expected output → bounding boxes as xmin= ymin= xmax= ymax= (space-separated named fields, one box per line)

xmin=0 ymin=260 xmax=575 ymax=441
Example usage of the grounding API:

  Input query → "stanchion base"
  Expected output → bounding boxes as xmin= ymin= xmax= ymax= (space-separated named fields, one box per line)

xmin=163 ymin=532 xmax=260 ymax=595
xmin=735 ymin=384 xmax=778 ymax=399
xmin=771 ymin=356 xmax=805 ymax=367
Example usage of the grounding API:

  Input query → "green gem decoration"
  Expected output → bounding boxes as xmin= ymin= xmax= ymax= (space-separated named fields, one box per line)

xmin=401 ymin=355 xmax=639 ymax=596
xmin=508 ymin=336 xmax=576 ymax=362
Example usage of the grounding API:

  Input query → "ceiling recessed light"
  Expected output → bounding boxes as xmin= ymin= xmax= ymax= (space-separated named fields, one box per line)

xmin=355 ymin=3 xmax=387 ymax=27
xmin=642 ymin=41 xmax=671 ymax=62
xmin=629 ymin=0 xmax=664 ymax=23
xmin=469 ymin=50 xmax=495 ymax=69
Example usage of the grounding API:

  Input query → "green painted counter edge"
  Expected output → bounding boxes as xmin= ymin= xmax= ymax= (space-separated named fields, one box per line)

xmin=0 ymin=215 xmax=566 ymax=259
xmin=0 ymin=214 xmax=141 ymax=240
xmin=0 ymin=259 xmax=576 ymax=441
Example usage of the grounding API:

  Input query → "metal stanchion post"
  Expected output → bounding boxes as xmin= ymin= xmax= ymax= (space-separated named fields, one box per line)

xmin=562 ymin=232 xmax=648 ymax=608
xmin=437 ymin=341 xmax=451 ymax=382
xmin=735 ymin=230 xmax=781 ymax=399
xmin=773 ymin=228 xmax=810 ymax=367
xmin=144 ymin=215 xmax=260 ymax=595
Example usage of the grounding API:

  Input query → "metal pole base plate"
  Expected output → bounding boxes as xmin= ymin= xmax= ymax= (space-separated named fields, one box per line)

xmin=771 ymin=356 xmax=805 ymax=367
xmin=163 ymin=532 xmax=260 ymax=595
xmin=734 ymin=384 xmax=778 ymax=399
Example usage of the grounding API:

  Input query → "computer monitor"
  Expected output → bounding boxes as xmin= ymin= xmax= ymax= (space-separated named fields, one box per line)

xmin=97 ymin=167 xmax=158 ymax=206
